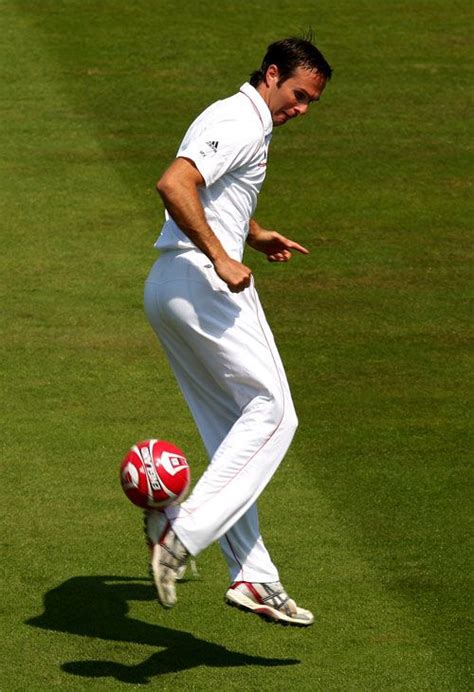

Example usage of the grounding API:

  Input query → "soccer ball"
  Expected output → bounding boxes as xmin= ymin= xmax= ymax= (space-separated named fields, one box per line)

xmin=120 ymin=439 xmax=191 ymax=509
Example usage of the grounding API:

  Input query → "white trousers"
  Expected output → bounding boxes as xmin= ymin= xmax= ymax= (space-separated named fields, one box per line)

xmin=144 ymin=249 xmax=298 ymax=583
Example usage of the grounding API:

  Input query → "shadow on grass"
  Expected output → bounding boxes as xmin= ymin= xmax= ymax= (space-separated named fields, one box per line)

xmin=26 ymin=575 xmax=299 ymax=684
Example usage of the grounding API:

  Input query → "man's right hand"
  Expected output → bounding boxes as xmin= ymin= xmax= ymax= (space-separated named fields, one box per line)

xmin=213 ymin=256 xmax=253 ymax=293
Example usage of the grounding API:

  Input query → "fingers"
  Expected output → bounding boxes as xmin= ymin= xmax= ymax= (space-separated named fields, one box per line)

xmin=267 ymin=250 xmax=292 ymax=262
xmin=268 ymin=243 xmax=309 ymax=262
xmin=285 ymin=239 xmax=310 ymax=255
xmin=228 ymin=272 xmax=252 ymax=292
xmin=214 ymin=257 xmax=252 ymax=292
xmin=271 ymin=232 xmax=310 ymax=256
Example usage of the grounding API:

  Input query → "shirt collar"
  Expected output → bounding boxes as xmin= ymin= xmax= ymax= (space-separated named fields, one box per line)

xmin=239 ymin=82 xmax=273 ymax=136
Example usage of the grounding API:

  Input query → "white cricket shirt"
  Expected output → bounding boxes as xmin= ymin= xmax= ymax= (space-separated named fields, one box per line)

xmin=155 ymin=82 xmax=273 ymax=261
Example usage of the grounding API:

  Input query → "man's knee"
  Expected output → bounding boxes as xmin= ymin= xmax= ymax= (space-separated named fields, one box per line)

xmin=283 ymin=400 xmax=298 ymax=438
xmin=267 ymin=391 xmax=298 ymax=437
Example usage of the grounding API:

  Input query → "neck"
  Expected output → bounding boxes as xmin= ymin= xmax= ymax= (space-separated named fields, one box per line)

xmin=255 ymin=82 xmax=270 ymax=108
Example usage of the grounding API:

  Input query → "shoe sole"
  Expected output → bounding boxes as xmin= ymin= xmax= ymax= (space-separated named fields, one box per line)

xmin=225 ymin=589 xmax=314 ymax=627
xmin=150 ymin=543 xmax=176 ymax=609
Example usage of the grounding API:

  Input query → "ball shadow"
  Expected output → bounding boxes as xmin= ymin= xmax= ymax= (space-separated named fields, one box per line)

xmin=26 ymin=575 xmax=299 ymax=683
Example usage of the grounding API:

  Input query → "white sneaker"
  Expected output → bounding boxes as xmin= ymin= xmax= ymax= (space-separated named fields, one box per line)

xmin=150 ymin=523 xmax=189 ymax=609
xmin=144 ymin=510 xmax=197 ymax=583
xmin=225 ymin=581 xmax=314 ymax=627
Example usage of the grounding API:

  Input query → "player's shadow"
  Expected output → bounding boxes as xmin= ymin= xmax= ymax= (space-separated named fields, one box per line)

xmin=26 ymin=576 xmax=299 ymax=684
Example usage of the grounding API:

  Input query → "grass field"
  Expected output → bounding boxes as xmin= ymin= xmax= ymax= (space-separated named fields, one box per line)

xmin=1 ymin=0 xmax=472 ymax=689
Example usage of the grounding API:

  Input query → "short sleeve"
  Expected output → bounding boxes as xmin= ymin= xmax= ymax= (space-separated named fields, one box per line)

xmin=177 ymin=118 xmax=261 ymax=187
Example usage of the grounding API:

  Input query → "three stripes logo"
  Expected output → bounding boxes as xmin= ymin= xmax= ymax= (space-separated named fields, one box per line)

xmin=206 ymin=140 xmax=219 ymax=153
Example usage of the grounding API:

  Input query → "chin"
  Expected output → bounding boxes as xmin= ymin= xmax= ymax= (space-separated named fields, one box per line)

xmin=273 ymin=115 xmax=289 ymax=127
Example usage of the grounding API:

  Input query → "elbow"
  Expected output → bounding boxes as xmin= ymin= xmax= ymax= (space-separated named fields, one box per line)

xmin=156 ymin=170 xmax=181 ymax=202
xmin=156 ymin=175 xmax=168 ymax=198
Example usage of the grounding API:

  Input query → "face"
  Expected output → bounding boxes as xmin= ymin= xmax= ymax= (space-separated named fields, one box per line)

xmin=261 ymin=65 xmax=327 ymax=127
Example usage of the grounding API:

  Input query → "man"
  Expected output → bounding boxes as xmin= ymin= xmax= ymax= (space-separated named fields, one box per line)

xmin=144 ymin=36 xmax=332 ymax=626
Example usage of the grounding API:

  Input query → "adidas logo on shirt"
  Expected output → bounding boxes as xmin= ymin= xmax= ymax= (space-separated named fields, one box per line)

xmin=206 ymin=140 xmax=219 ymax=152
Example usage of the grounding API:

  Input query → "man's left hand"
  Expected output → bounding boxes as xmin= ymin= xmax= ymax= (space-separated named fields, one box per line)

xmin=247 ymin=226 xmax=309 ymax=262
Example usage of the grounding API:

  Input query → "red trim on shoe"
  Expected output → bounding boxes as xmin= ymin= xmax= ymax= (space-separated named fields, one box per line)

xmin=245 ymin=582 xmax=264 ymax=604
xmin=229 ymin=581 xmax=264 ymax=604
xmin=254 ymin=606 xmax=279 ymax=619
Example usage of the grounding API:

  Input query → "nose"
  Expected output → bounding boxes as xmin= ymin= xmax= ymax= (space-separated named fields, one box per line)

xmin=294 ymin=103 xmax=309 ymax=117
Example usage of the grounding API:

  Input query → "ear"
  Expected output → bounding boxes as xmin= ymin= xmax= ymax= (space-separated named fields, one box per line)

xmin=265 ymin=64 xmax=280 ymax=85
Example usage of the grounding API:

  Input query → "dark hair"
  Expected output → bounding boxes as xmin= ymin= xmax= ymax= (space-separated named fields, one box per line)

xmin=250 ymin=35 xmax=332 ymax=87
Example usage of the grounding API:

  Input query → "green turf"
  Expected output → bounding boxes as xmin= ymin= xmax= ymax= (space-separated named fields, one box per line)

xmin=1 ymin=0 xmax=472 ymax=689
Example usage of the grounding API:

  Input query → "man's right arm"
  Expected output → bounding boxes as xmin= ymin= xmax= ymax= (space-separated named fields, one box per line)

xmin=156 ymin=157 xmax=252 ymax=293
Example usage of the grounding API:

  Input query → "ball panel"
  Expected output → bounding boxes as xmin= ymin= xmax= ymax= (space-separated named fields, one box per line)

xmin=120 ymin=446 xmax=153 ymax=509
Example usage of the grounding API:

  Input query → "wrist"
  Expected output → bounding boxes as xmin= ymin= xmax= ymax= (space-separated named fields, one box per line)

xmin=209 ymin=246 xmax=229 ymax=267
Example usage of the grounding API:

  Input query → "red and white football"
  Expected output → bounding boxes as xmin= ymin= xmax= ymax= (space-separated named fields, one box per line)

xmin=120 ymin=439 xmax=190 ymax=509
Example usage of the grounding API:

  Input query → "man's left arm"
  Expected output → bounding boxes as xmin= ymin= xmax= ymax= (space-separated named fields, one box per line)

xmin=246 ymin=218 xmax=309 ymax=262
